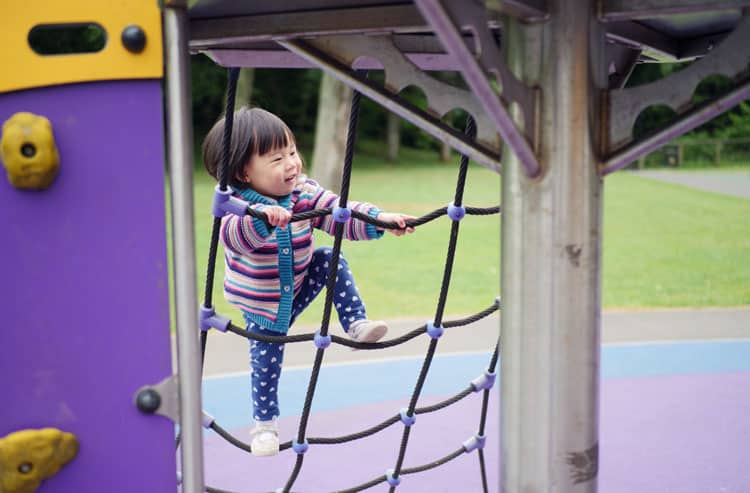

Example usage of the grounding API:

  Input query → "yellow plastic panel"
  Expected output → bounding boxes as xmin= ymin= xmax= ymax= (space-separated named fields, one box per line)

xmin=0 ymin=1 xmax=162 ymax=94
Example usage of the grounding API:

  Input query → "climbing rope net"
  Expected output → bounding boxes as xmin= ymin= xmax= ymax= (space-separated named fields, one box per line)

xmin=194 ymin=68 xmax=502 ymax=493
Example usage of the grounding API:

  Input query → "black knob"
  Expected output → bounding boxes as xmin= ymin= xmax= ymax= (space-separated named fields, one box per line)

xmin=136 ymin=388 xmax=161 ymax=413
xmin=121 ymin=25 xmax=146 ymax=54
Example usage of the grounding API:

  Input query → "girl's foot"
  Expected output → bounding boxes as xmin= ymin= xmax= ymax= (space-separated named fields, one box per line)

xmin=348 ymin=320 xmax=388 ymax=343
xmin=250 ymin=419 xmax=279 ymax=457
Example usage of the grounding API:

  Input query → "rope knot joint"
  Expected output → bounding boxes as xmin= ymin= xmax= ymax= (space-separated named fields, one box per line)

xmin=292 ymin=439 xmax=309 ymax=455
xmin=399 ymin=408 xmax=416 ymax=427
xmin=471 ymin=370 xmax=497 ymax=392
xmin=314 ymin=331 xmax=332 ymax=349
xmin=199 ymin=305 xmax=230 ymax=333
xmin=386 ymin=468 xmax=401 ymax=487
xmin=332 ymin=206 xmax=351 ymax=223
xmin=212 ymin=185 xmax=249 ymax=218
xmin=426 ymin=321 xmax=444 ymax=339
xmin=463 ymin=434 xmax=486 ymax=453
xmin=447 ymin=202 xmax=466 ymax=221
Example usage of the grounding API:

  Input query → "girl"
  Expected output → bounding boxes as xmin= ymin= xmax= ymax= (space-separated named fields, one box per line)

xmin=202 ymin=107 xmax=414 ymax=456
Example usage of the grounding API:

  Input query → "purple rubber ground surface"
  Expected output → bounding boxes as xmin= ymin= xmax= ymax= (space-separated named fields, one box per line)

xmin=203 ymin=371 xmax=750 ymax=492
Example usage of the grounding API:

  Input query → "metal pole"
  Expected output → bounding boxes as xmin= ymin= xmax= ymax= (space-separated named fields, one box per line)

xmin=501 ymin=1 xmax=605 ymax=491
xmin=164 ymin=4 xmax=205 ymax=492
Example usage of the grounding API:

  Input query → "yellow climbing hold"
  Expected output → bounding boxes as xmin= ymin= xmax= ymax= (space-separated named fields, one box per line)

xmin=0 ymin=428 xmax=78 ymax=493
xmin=0 ymin=112 xmax=60 ymax=190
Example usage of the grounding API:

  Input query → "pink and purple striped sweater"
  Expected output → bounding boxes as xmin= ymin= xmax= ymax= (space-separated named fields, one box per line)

xmin=220 ymin=176 xmax=383 ymax=333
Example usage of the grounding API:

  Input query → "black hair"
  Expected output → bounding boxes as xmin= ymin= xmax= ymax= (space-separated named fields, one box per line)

xmin=202 ymin=107 xmax=295 ymax=188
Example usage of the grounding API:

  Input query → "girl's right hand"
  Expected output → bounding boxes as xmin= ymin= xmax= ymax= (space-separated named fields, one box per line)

xmin=263 ymin=205 xmax=292 ymax=229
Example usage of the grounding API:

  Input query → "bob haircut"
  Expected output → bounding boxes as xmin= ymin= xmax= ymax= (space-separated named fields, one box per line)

xmin=202 ymin=107 xmax=295 ymax=188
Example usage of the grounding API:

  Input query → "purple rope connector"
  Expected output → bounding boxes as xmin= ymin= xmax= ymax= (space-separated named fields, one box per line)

xmin=471 ymin=370 xmax=497 ymax=392
xmin=426 ymin=321 xmax=444 ymax=339
xmin=292 ymin=439 xmax=309 ymax=454
xmin=399 ymin=408 xmax=416 ymax=427
xmin=314 ymin=330 xmax=331 ymax=349
xmin=447 ymin=202 xmax=465 ymax=221
xmin=202 ymin=411 xmax=215 ymax=429
xmin=332 ymin=206 xmax=351 ymax=223
xmin=199 ymin=305 xmax=230 ymax=332
xmin=463 ymin=434 xmax=486 ymax=453
xmin=385 ymin=468 xmax=401 ymax=487
xmin=212 ymin=185 xmax=249 ymax=217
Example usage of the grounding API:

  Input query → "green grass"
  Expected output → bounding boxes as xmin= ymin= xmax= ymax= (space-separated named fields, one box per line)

xmin=173 ymin=151 xmax=750 ymax=330
xmin=602 ymin=172 xmax=750 ymax=308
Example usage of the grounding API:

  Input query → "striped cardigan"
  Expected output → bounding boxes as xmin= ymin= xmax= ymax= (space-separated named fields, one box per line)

xmin=220 ymin=176 xmax=383 ymax=334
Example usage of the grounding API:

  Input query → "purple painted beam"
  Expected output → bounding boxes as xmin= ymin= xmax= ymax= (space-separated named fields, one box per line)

xmin=414 ymin=0 xmax=541 ymax=178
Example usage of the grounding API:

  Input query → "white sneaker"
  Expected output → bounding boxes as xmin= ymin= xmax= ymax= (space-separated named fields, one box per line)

xmin=250 ymin=419 xmax=279 ymax=457
xmin=348 ymin=320 xmax=388 ymax=343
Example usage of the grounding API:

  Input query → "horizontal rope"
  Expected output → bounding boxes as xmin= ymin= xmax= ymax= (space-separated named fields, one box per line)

xmin=333 ymin=446 xmax=467 ymax=493
xmin=242 ymin=203 xmax=500 ymax=231
xmin=400 ymin=447 xmax=465 ymax=475
xmin=223 ymin=300 xmax=499 ymax=349
xmin=206 ymin=383 xmax=479 ymax=455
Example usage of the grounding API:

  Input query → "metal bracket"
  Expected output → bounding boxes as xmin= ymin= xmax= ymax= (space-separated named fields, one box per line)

xmin=415 ymin=0 xmax=541 ymax=177
xmin=278 ymin=35 xmax=503 ymax=172
xmin=134 ymin=374 xmax=181 ymax=424
xmin=607 ymin=15 xmax=750 ymax=154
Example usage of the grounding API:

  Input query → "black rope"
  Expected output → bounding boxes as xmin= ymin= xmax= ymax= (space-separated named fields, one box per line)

xmin=240 ymin=203 xmax=500 ymax=231
xmin=207 ymin=379 xmax=480 ymax=456
xmin=205 ymin=67 xmax=241 ymax=307
xmin=222 ymin=300 xmax=498 ymax=349
xmin=401 ymin=447 xmax=465 ymax=475
xmin=280 ymin=80 xmax=365 ymax=493
xmin=387 ymin=115 xmax=477 ymax=490
xmin=475 ymin=340 xmax=500 ymax=493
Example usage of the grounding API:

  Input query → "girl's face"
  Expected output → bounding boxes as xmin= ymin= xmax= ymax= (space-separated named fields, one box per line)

xmin=242 ymin=139 xmax=302 ymax=198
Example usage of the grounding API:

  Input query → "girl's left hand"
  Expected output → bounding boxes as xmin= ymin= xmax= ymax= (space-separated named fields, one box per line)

xmin=376 ymin=212 xmax=416 ymax=236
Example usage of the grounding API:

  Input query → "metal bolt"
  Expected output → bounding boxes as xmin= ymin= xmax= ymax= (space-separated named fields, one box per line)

xmin=136 ymin=388 xmax=161 ymax=413
xmin=121 ymin=25 xmax=146 ymax=53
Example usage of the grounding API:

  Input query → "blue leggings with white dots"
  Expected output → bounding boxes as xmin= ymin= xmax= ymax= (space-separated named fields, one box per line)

xmin=247 ymin=247 xmax=366 ymax=421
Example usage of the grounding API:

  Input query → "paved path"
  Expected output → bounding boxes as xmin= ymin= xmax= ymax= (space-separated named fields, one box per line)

xmin=631 ymin=169 xmax=750 ymax=199
xmin=194 ymin=307 xmax=750 ymax=376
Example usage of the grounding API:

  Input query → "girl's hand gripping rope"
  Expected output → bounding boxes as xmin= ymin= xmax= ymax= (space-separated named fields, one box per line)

xmin=263 ymin=205 xmax=292 ymax=230
xmin=376 ymin=212 xmax=416 ymax=236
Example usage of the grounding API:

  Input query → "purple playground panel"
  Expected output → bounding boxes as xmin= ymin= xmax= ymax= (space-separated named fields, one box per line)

xmin=0 ymin=81 xmax=176 ymax=491
xmin=202 ymin=371 xmax=750 ymax=492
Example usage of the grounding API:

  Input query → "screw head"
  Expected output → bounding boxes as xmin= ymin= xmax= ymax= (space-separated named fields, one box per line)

xmin=121 ymin=25 xmax=146 ymax=53
xmin=136 ymin=388 xmax=161 ymax=413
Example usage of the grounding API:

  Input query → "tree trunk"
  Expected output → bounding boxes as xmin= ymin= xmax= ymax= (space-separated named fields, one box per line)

xmin=386 ymin=112 xmax=400 ymax=161
xmin=439 ymin=141 xmax=452 ymax=162
xmin=234 ymin=68 xmax=254 ymax=109
xmin=311 ymin=73 xmax=353 ymax=193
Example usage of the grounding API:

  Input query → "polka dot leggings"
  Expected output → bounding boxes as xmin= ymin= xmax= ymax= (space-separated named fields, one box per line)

xmin=247 ymin=247 xmax=366 ymax=421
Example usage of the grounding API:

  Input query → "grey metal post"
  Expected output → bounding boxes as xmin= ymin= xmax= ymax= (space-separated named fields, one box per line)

xmin=164 ymin=3 xmax=205 ymax=492
xmin=501 ymin=1 xmax=605 ymax=491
